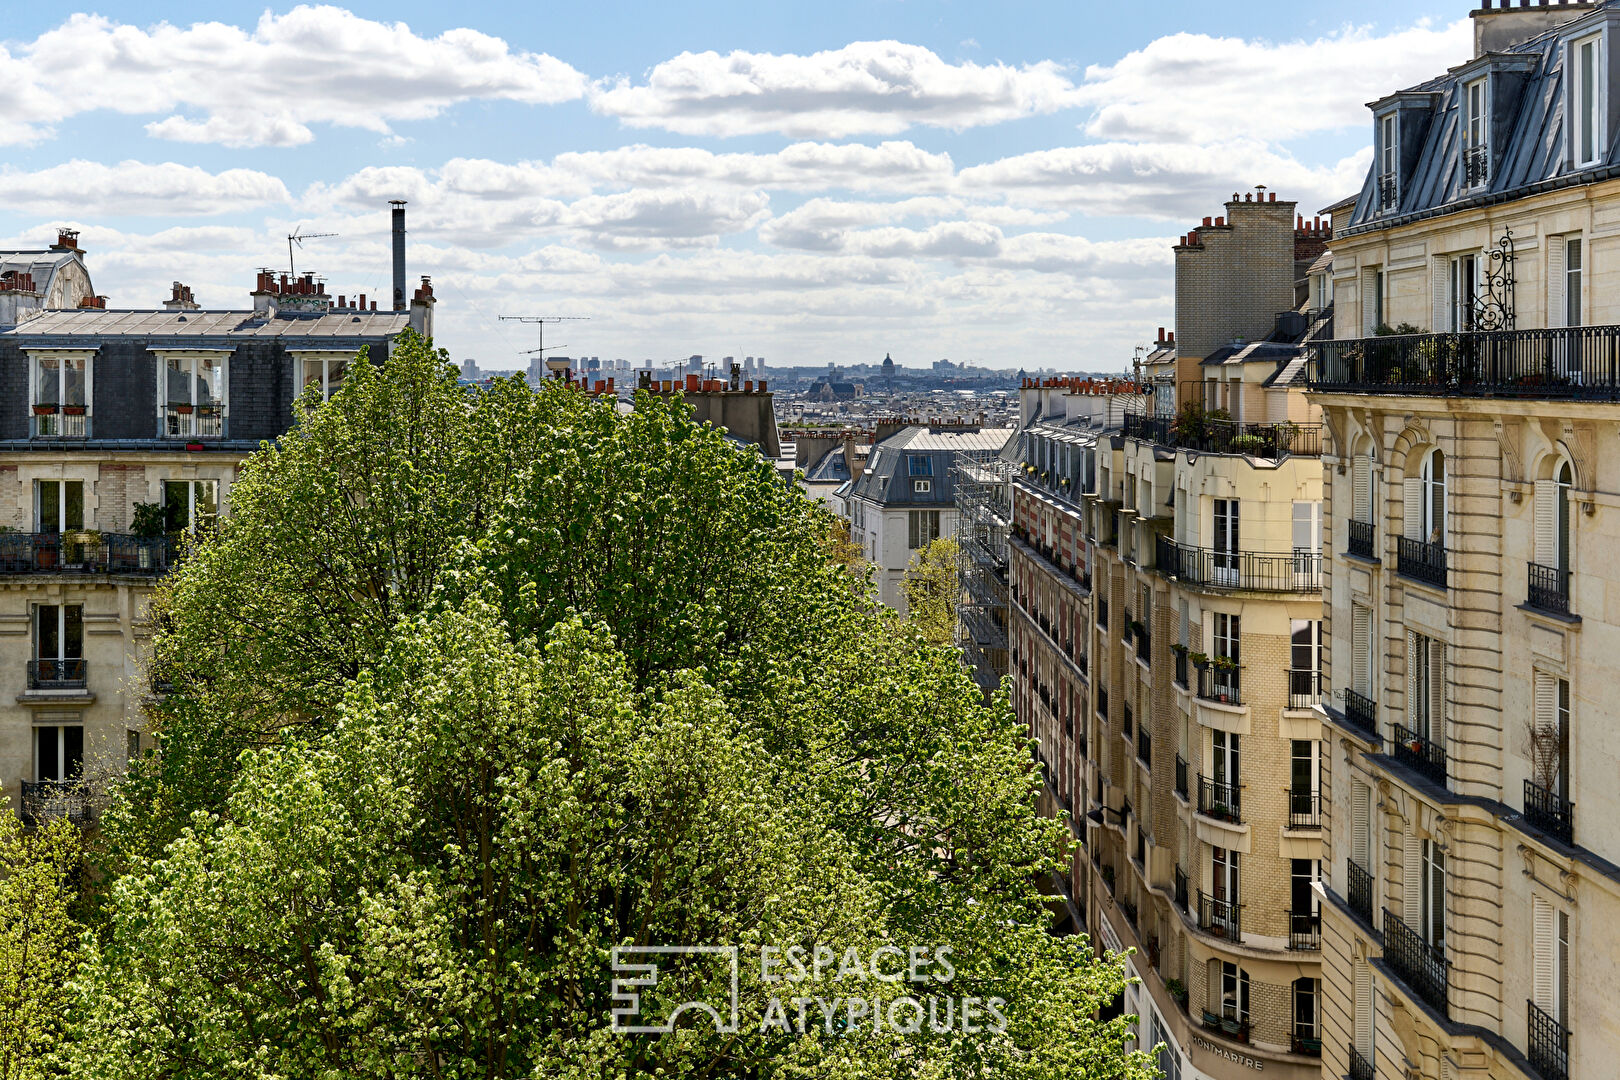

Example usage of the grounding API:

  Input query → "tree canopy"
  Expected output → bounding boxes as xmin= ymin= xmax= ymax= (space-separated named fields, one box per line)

xmin=65 ymin=332 xmax=1152 ymax=1080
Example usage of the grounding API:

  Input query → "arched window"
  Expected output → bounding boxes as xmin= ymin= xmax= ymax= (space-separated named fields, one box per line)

xmin=1405 ymin=448 xmax=1446 ymax=546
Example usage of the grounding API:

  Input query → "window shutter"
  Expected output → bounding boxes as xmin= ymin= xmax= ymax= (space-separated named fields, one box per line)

xmin=1430 ymin=640 xmax=1447 ymax=745
xmin=1534 ymin=479 xmax=1557 ymax=566
xmin=1533 ymin=671 xmax=1557 ymax=786
xmin=1352 ymin=605 xmax=1372 ymax=697
xmin=1432 ymin=256 xmax=1449 ymax=333
xmin=1362 ymin=269 xmax=1380 ymax=336
xmin=1403 ymin=828 xmax=1422 ymax=923
xmin=1532 ymin=894 xmax=1556 ymax=1013
xmin=1404 ymin=477 xmax=1423 ymax=541
xmin=1406 ymin=631 xmax=1420 ymax=730
xmin=1548 ymin=239 xmax=1567 ymax=329
xmin=1353 ymin=455 xmax=1372 ymax=522
xmin=1354 ymin=959 xmax=1374 ymax=1056
xmin=1352 ymin=780 xmax=1372 ymax=867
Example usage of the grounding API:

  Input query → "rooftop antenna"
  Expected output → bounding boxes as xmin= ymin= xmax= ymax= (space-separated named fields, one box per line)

xmin=500 ymin=315 xmax=590 ymax=375
xmin=287 ymin=226 xmax=338 ymax=279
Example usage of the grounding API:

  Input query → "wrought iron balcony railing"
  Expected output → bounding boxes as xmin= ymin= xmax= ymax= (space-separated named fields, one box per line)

xmin=1527 ymin=999 xmax=1570 ymax=1080
xmin=1287 ymin=909 xmax=1321 ymax=950
xmin=1311 ymin=324 xmax=1620 ymax=400
xmin=1392 ymin=722 xmax=1448 ymax=787
xmin=28 ymin=658 xmax=87 ymax=690
xmin=1464 ymin=143 xmax=1490 ymax=187
xmin=1378 ymin=173 xmax=1398 ymax=210
xmin=1121 ymin=412 xmax=1323 ymax=459
xmin=1196 ymin=664 xmax=1243 ymax=706
xmin=0 ymin=532 xmax=172 ymax=576
xmin=1397 ymin=536 xmax=1447 ymax=588
xmin=1174 ymin=754 xmax=1189 ymax=798
xmin=1342 ymin=688 xmax=1378 ymax=738
xmin=1174 ymin=866 xmax=1188 ymax=911
xmin=20 ymin=779 xmax=94 ymax=825
xmin=1288 ymin=788 xmax=1321 ymax=829
xmin=1382 ymin=908 xmax=1449 ymax=1018
xmin=1347 ymin=859 xmax=1374 ymax=925
xmin=1197 ymin=775 xmax=1242 ymax=825
xmin=1348 ymin=1043 xmax=1375 ymax=1080
xmin=1523 ymin=778 xmax=1574 ymax=846
xmin=1527 ymin=562 xmax=1571 ymax=615
xmin=1287 ymin=667 xmax=1321 ymax=710
xmin=1197 ymin=890 xmax=1243 ymax=942
xmin=1156 ymin=534 xmax=1322 ymax=593
xmin=1347 ymin=518 xmax=1376 ymax=560
xmin=1200 ymin=1009 xmax=1252 ymax=1044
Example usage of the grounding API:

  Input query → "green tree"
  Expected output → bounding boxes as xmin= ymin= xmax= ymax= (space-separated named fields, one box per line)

xmin=0 ymin=803 xmax=81 ymax=1080
xmin=73 ymin=332 xmax=1154 ymax=1079
xmin=901 ymin=535 xmax=961 ymax=646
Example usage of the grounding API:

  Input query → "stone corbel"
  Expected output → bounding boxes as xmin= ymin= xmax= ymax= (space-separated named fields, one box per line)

xmin=1570 ymin=421 xmax=1598 ymax=515
xmin=1495 ymin=418 xmax=1526 ymax=501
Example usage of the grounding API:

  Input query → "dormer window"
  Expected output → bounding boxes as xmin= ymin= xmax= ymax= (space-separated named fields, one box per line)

xmin=1570 ymin=35 xmax=1604 ymax=168
xmin=1378 ymin=114 xmax=1399 ymax=210
xmin=1464 ymin=78 xmax=1489 ymax=187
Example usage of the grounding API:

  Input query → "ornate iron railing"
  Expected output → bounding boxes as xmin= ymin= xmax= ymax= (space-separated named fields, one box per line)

xmin=1121 ymin=413 xmax=1323 ymax=459
xmin=1342 ymin=688 xmax=1378 ymax=738
xmin=1347 ymin=518 xmax=1376 ymax=560
xmin=1378 ymin=173 xmax=1398 ymax=210
xmin=1523 ymin=779 xmax=1574 ymax=846
xmin=1527 ymin=562 xmax=1571 ymax=615
xmin=1392 ymin=722 xmax=1448 ymax=787
xmin=1527 ymin=999 xmax=1570 ymax=1080
xmin=1197 ymin=775 xmax=1242 ymax=824
xmin=28 ymin=658 xmax=87 ymax=690
xmin=1464 ymin=144 xmax=1490 ymax=187
xmin=1348 ymin=1043 xmax=1375 ymax=1080
xmin=1382 ymin=908 xmax=1449 ymax=1018
xmin=1347 ymin=859 xmax=1374 ymax=925
xmin=0 ymin=532 xmax=172 ymax=575
xmin=1397 ymin=537 xmax=1447 ymax=588
xmin=1288 ymin=910 xmax=1321 ymax=950
xmin=1309 ymin=324 xmax=1620 ymax=399
xmin=1197 ymin=891 xmax=1243 ymax=942
xmin=20 ymin=780 xmax=93 ymax=825
xmin=1156 ymin=534 xmax=1322 ymax=593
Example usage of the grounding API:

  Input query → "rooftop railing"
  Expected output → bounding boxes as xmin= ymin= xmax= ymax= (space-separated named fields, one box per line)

xmin=1312 ymin=324 xmax=1620 ymax=400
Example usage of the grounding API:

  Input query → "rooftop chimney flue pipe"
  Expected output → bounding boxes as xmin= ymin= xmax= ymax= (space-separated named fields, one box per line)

xmin=391 ymin=200 xmax=407 ymax=311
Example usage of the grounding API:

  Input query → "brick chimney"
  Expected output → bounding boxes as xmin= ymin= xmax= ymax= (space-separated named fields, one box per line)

xmin=1472 ymin=0 xmax=1595 ymax=57
xmin=50 ymin=229 xmax=82 ymax=254
xmin=163 ymin=281 xmax=200 ymax=311
xmin=409 ymin=275 xmax=435 ymax=338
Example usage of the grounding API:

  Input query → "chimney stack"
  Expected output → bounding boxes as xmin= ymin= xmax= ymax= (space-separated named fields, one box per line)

xmin=391 ymin=200 xmax=407 ymax=312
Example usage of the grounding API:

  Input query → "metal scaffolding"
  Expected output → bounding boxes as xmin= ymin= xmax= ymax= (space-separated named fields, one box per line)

xmin=953 ymin=452 xmax=1015 ymax=699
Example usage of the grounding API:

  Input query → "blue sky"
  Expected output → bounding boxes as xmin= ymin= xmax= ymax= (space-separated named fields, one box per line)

xmin=0 ymin=2 xmax=1471 ymax=368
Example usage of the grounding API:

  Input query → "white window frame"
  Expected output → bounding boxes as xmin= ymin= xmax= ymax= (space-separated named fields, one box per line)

xmin=34 ymin=722 xmax=84 ymax=784
xmin=913 ymin=479 xmax=932 ymax=494
xmin=162 ymin=479 xmax=219 ymax=533
xmin=1570 ymin=34 xmax=1606 ymax=168
xmin=1566 ymin=237 xmax=1584 ymax=328
xmin=156 ymin=350 xmax=230 ymax=439
xmin=1378 ymin=113 xmax=1400 ymax=210
xmin=293 ymin=350 xmax=354 ymax=402
xmin=28 ymin=349 xmax=94 ymax=438
xmin=1421 ymin=838 xmax=1446 ymax=954
xmin=1465 ymin=77 xmax=1489 ymax=186
xmin=33 ymin=479 xmax=84 ymax=533
xmin=1449 ymin=254 xmax=1479 ymax=333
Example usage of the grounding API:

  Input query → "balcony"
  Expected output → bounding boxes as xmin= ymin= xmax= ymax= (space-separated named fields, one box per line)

xmin=1392 ymin=722 xmax=1447 ymax=788
xmin=1196 ymin=775 xmax=1242 ymax=825
xmin=1121 ymin=412 xmax=1324 ymax=459
xmin=1175 ymin=754 xmax=1189 ymax=799
xmin=28 ymin=658 xmax=87 ymax=690
xmin=1347 ymin=518 xmax=1377 ymax=560
xmin=1287 ymin=910 xmax=1321 ymax=951
xmin=1137 ymin=727 xmax=1151 ymax=767
xmin=1523 ymin=779 xmax=1574 ymax=846
xmin=1348 ymin=1044 xmax=1375 ymax=1080
xmin=1342 ymin=688 xmax=1378 ymax=738
xmin=1288 ymin=788 xmax=1321 ymax=829
xmin=1200 ymin=1009 xmax=1252 ymax=1044
xmin=1346 ymin=859 xmax=1374 ymax=925
xmin=0 ymin=532 xmax=172 ymax=576
xmin=1174 ymin=866 xmax=1188 ymax=911
xmin=20 ymin=780 xmax=94 ymax=826
xmin=1197 ymin=890 xmax=1243 ymax=942
xmin=1291 ymin=1033 xmax=1322 ymax=1058
xmin=1173 ymin=648 xmax=1188 ymax=688
xmin=32 ymin=408 xmax=88 ymax=438
xmin=1527 ymin=562 xmax=1571 ymax=616
xmin=1312 ymin=324 xmax=1620 ymax=400
xmin=1397 ymin=536 xmax=1447 ymax=589
xmin=1527 ymin=1000 xmax=1570 ymax=1080
xmin=1286 ymin=667 xmax=1320 ymax=710
xmin=1195 ymin=664 xmax=1243 ymax=707
xmin=1382 ymin=908 xmax=1449 ymax=1018
xmin=1156 ymin=534 xmax=1322 ymax=593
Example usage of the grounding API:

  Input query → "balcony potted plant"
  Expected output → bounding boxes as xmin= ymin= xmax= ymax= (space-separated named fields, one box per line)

xmin=1130 ymin=619 xmax=1146 ymax=639
xmin=61 ymin=404 xmax=86 ymax=416
xmin=1189 ymin=651 xmax=1210 ymax=669
xmin=171 ymin=401 xmax=194 ymax=415
xmin=1171 ymin=642 xmax=1188 ymax=656
xmin=32 ymin=402 xmax=57 ymax=415
xmin=1166 ymin=978 xmax=1188 ymax=1009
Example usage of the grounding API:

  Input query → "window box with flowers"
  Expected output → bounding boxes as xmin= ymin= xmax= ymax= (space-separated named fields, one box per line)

xmin=32 ymin=404 xmax=57 ymax=416
xmin=62 ymin=405 xmax=86 ymax=416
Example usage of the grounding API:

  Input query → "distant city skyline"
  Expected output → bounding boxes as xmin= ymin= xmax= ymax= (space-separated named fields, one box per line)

xmin=0 ymin=1 xmax=1469 ymax=366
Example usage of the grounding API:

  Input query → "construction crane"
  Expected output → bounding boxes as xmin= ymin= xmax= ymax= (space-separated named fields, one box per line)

xmin=287 ymin=227 xmax=338 ymax=279
xmin=499 ymin=315 xmax=590 ymax=377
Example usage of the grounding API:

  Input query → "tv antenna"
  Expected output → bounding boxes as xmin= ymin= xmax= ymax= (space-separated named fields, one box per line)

xmin=287 ymin=226 xmax=338 ymax=279
xmin=500 ymin=315 xmax=590 ymax=373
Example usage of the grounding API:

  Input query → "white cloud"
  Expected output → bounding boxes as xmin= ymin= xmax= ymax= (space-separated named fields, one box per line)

xmin=590 ymin=41 xmax=1083 ymax=137
xmin=0 ymin=160 xmax=289 ymax=216
xmin=0 ymin=7 xmax=587 ymax=147
xmin=1075 ymin=20 xmax=1471 ymax=143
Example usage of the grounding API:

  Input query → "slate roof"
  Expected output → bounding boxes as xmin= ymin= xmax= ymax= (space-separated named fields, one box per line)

xmin=1343 ymin=7 xmax=1620 ymax=236
xmin=848 ymin=425 xmax=1013 ymax=509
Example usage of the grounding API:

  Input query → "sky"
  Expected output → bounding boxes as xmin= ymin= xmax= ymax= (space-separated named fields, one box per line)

xmin=0 ymin=1 xmax=1474 ymax=369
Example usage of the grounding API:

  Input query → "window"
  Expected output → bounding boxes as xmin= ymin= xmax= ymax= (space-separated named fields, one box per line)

xmin=1421 ymin=838 xmax=1446 ymax=954
xmin=1212 ymin=729 xmax=1240 ymax=791
xmin=161 ymin=353 xmax=227 ymax=437
xmin=1219 ymin=961 xmax=1250 ymax=1023
xmin=1292 ymin=857 xmax=1321 ymax=917
xmin=1378 ymin=114 xmax=1399 ymax=209
xmin=1212 ymin=498 xmax=1240 ymax=586
xmin=1464 ymin=78 xmax=1489 ymax=186
xmin=1354 ymin=959 xmax=1375 ymax=1062
xmin=1449 ymin=254 xmax=1478 ymax=332
xmin=1212 ymin=612 xmax=1240 ymax=695
xmin=127 ymin=728 xmax=142 ymax=765
xmin=1291 ymin=739 xmax=1320 ymax=811
xmin=908 ymin=509 xmax=940 ymax=549
xmin=1351 ymin=780 xmax=1374 ymax=869
xmin=1532 ymin=895 xmax=1571 ymax=1025
xmin=913 ymin=479 xmax=932 ymax=494
xmin=1293 ymin=977 xmax=1319 ymax=1042
xmin=33 ymin=604 xmax=83 ymax=689
xmin=1407 ymin=631 xmax=1445 ymax=743
xmin=1373 ymin=270 xmax=1386 ymax=330
xmin=34 ymin=480 xmax=83 ymax=534
xmin=1406 ymin=449 xmax=1446 ymax=544
xmin=30 ymin=351 xmax=90 ymax=437
xmin=1151 ymin=1012 xmax=1181 ymax=1080
xmin=907 ymin=455 xmax=933 ymax=477
xmin=163 ymin=480 xmax=219 ymax=535
xmin=1534 ymin=461 xmax=1573 ymax=574
xmin=1293 ymin=500 xmax=1321 ymax=586
xmin=1571 ymin=35 xmax=1604 ymax=167
xmin=300 ymin=355 xmax=350 ymax=401
xmin=1352 ymin=447 xmax=1376 ymax=524
xmin=1532 ymin=671 xmax=1571 ymax=799
xmin=1566 ymin=239 xmax=1583 ymax=327
xmin=35 ymin=723 xmax=84 ymax=783
xmin=1291 ymin=619 xmax=1321 ymax=698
